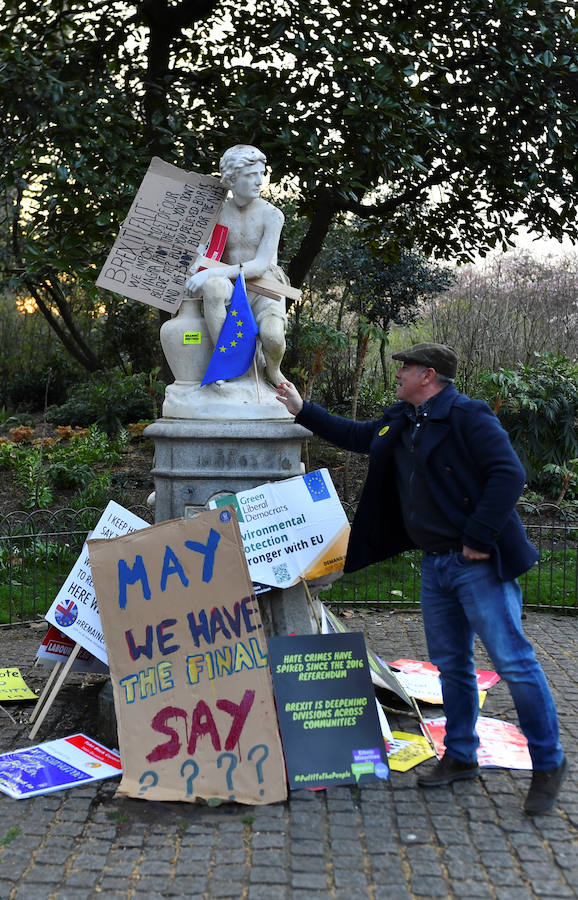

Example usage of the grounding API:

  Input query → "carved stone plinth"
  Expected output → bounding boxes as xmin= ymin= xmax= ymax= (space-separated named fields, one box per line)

xmin=144 ymin=417 xmax=310 ymax=521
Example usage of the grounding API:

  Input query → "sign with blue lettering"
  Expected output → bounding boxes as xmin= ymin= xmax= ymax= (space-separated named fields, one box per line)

xmin=0 ymin=734 xmax=121 ymax=799
xmin=88 ymin=509 xmax=286 ymax=805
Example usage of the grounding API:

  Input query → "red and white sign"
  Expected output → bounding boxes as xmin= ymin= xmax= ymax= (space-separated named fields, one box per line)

xmin=36 ymin=627 xmax=108 ymax=674
xmin=389 ymin=659 xmax=500 ymax=691
xmin=421 ymin=715 xmax=532 ymax=770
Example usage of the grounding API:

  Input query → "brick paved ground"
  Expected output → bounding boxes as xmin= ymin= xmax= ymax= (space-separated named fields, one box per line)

xmin=0 ymin=610 xmax=576 ymax=900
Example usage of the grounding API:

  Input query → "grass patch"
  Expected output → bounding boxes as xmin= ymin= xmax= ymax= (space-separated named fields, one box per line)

xmin=0 ymin=827 xmax=20 ymax=848
xmin=322 ymin=548 xmax=577 ymax=611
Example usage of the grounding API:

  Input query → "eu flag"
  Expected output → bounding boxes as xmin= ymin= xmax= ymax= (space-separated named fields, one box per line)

xmin=303 ymin=470 xmax=331 ymax=502
xmin=201 ymin=273 xmax=259 ymax=386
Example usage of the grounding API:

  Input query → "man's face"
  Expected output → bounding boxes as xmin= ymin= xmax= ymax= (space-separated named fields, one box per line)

xmin=231 ymin=162 xmax=265 ymax=204
xmin=395 ymin=362 xmax=430 ymax=406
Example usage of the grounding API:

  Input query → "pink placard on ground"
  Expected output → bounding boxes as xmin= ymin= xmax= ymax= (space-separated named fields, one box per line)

xmin=420 ymin=715 xmax=532 ymax=769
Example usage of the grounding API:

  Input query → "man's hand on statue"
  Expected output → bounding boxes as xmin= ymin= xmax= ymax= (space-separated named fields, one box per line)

xmin=185 ymin=269 xmax=211 ymax=293
xmin=462 ymin=545 xmax=491 ymax=561
xmin=276 ymin=381 xmax=303 ymax=415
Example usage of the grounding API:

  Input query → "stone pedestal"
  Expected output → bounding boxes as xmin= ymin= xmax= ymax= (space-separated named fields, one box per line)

xmin=144 ymin=417 xmax=310 ymax=521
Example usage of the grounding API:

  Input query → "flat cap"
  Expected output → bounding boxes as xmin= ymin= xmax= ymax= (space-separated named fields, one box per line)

xmin=391 ymin=342 xmax=458 ymax=379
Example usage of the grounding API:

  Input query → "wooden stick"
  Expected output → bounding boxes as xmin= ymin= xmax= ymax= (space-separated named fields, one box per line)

xmin=253 ymin=357 xmax=262 ymax=404
xmin=301 ymin=578 xmax=322 ymax=633
xmin=29 ymin=643 xmax=82 ymax=741
xmin=0 ymin=703 xmax=17 ymax=724
xmin=28 ymin=661 xmax=63 ymax=723
xmin=196 ymin=256 xmax=302 ymax=301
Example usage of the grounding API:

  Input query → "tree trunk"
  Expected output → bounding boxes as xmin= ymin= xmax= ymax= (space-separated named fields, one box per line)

xmin=287 ymin=190 xmax=337 ymax=294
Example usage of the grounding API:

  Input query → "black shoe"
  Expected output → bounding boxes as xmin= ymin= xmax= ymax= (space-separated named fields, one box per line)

xmin=417 ymin=752 xmax=480 ymax=787
xmin=524 ymin=756 xmax=568 ymax=816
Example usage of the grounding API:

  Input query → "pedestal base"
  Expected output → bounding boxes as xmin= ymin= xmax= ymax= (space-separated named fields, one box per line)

xmin=144 ymin=417 xmax=311 ymax=521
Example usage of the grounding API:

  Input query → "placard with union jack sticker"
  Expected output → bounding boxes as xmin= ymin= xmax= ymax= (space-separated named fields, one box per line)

xmin=44 ymin=502 xmax=149 ymax=664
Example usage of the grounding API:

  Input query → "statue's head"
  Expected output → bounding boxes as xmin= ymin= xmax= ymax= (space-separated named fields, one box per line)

xmin=219 ymin=145 xmax=267 ymax=190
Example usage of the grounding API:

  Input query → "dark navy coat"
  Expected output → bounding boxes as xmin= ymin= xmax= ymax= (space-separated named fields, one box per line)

xmin=296 ymin=385 xmax=538 ymax=582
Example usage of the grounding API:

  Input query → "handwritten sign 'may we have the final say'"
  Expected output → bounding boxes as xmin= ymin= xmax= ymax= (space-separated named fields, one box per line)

xmin=88 ymin=509 xmax=286 ymax=805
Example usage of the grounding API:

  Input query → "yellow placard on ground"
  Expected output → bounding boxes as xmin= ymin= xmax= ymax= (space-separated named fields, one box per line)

xmin=387 ymin=731 xmax=435 ymax=772
xmin=0 ymin=668 xmax=37 ymax=702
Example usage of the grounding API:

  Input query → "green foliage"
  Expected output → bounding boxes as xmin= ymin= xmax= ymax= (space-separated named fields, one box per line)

xmin=0 ymin=425 xmax=128 ymax=510
xmin=1 ymin=0 xmax=577 ymax=372
xmin=47 ymin=370 xmax=154 ymax=435
xmin=0 ymin=827 xmax=20 ymax=847
xmin=479 ymin=353 xmax=578 ymax=494
xmin=47 ymin=429 xmax=125 ymax=489
xmin=68 ymin=473 xmax=126 ymax=511
xmin=13 ymin=450 xmax=54 ymax=510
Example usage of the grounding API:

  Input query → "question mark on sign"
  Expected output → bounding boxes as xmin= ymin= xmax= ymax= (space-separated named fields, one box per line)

xmin=248 ymin=744 xmax=269 ymax=796
xmin=138 ymin=770 xmax=158 ymax=795
xmin=180 ymin=759 xmax=199 ymax=797
xmin=217 ymin=752 xmax=238 ymax=800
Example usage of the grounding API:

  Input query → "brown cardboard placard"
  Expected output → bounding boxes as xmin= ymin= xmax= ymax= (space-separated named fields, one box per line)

xmin=88 ymin=509 xmax=287 ymax=805
xmin=96 ymin=158 xmax=226 ymax=314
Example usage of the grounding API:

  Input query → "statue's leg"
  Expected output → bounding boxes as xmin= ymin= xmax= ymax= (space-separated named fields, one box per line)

xmin=259 ymin=313 xmax=286 ymax=386
xmin=202 ymin=278 xmax=233 ymax=345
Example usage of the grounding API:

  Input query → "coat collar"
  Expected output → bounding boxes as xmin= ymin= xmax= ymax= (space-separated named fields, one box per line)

xmin=386 ymin=384 xmax=459 ymax=422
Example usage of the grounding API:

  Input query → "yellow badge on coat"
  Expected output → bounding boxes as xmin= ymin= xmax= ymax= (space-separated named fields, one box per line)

xmin=378 ymin=425 xmax=390 ymax=436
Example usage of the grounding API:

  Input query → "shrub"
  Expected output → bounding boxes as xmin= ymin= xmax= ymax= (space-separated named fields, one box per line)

xmin=479 ymin=352 xmax=578 ymax=496
xmin=47 ymin=369 xmax=154 ymax=435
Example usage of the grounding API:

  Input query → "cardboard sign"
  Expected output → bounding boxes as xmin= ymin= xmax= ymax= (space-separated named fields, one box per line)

xmin=88 ymin=509 xmax=286 ymax=805
xmin=0 ymin=668 xmax=37 ymax=702
xmin=96 ymin=158 xmax=226 ymax=313
xmin=45 ymin=502 xmax=149 ymax=664
xmin=0 ymin=734 xmax=122 ymax=799
xmin=421 ymin=716 xmax=532 ymax=769
xmin=36 ymin=627 xmax=108 ymax=675
xmin=210 ymin=469 xmax=350 ymax=588
xmin=268 ymin=632 xmax=389 ymax=789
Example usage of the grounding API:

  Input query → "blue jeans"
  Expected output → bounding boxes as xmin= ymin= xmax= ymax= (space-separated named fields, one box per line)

xmin=420 ymin=551 xmax=563 ymax=770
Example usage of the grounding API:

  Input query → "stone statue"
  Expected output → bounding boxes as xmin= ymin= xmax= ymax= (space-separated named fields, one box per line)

xmin=185 ymin=145 xmax=289 ymax=387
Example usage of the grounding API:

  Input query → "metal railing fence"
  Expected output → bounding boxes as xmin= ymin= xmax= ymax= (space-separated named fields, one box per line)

xmin=0 ymin=506 xmax=154 ymax=627
xmin=0 ymin=504 xmax=576 ymax=626
xmin=322 ymin=506 xmax=577 ymax=613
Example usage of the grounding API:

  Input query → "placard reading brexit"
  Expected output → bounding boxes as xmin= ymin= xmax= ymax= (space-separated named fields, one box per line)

xmin=210 ymin=469 xmax=350 ymax=588
xmin=88 ymin=509 xmax=286 ymax=805
xmin=96 ymin=157 xmax=226 ymax=313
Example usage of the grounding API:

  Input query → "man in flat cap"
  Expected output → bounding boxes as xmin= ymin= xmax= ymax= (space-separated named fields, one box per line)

xmin=276 ymin=342 xmax=566 ymax=815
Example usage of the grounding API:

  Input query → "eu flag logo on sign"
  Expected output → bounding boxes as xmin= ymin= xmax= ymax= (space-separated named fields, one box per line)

xmin=201 ymin=272 xmax=259 ymax=386
xmin=303 ymin=470 xmax=331 ymax=502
